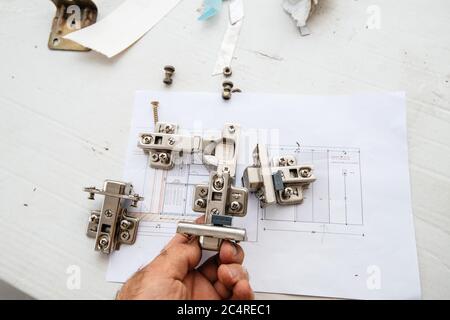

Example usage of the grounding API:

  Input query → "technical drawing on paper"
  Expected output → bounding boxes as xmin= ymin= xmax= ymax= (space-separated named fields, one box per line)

xmin=259 ymin=145 xmax=365 ymax=237
xmin=129 ymin=141 xmax=364 ymax=238
xmin=148 ymin=153 xmax=210 ymax=217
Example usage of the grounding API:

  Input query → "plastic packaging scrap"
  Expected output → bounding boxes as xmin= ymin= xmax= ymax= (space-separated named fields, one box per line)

xmin=282 ymin=0 xmax=319 ymax=36
xmin=198 ymin=0 xmax=223 ymax=20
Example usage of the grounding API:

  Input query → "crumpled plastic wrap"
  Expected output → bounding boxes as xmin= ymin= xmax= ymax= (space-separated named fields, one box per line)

xmin=282 ymin=0 xmax=319 ymax=35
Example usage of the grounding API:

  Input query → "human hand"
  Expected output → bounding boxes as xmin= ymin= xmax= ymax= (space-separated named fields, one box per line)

xmin=117 ymin=218 xmax=254 ymax=300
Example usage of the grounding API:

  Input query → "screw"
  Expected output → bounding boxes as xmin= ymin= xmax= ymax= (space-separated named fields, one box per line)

xmin=228 ymin=125 xmax=235 ymax=133
xmin=88 ymin=192 xmax=95 ymax=200
xmin=163 ymin=65 xmax=175 ymax=85
xmin=283 ymin=187 xmax=293 ymax=199
xmin=223 ymin=66 xmax=232 ymax=77
xmin=98 ymin=236 xmax=109 ymax=249
xmin=195 ymin=199 xmax=206 ymax=208
xmin=142 ymin=135 xmax=153 ymax=145
xmin=211 ymin=208 xmax=220 ymax=215
xmin=164 ymin=124 xmax=174 ymax=133
xmin=288 ymin=159 xmax=295 ymax=166
xmin=230 ymin=201 xmax=241 ymax=211
xmin=300 ymin=168 xmax=310 ymax=178
xmin=151 ymin=153 xmax=159 ymax=162
xmin=120 ymin=231 xmax=130 ymax=241
xmin=279 ymin=157 xmax=287 ymax=166
xmin=159 ymin=153 xmax=169 ymax=163
xmin=168 ymin=137 xmax=176 ymax=145
xmin=222 ymin=91 xmax=232 ymax=100
xmin=104 ymin=209 xmax=113 ymax=217
xmin=120 ymin=220 xmax=132 ymax=230
xmin=199 ymin=188 xmax=208 ymax=197
xmin=222 ymin=81 xmax=234 ymax=100
xmin=89 ymin=214 xmax=98 ymax=223
xmin=151 ymin=101 xmax=159 ymax=125
xmin=213 ymin=176 xmax=224 ymax=190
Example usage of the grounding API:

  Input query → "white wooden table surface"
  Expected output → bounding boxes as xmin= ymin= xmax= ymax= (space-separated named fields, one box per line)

xmin=0 ymin=0 xmax=449 ymax=300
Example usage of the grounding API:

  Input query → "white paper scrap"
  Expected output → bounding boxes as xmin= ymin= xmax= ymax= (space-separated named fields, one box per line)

xmin=229 ymin=0 xmax=244 ymax=25
xmin=283 ymin=0 xmax=318 ymax=35
xmin=107 ymin=91 xmax=421 ymax=300
xmin=64 ymin=0 xmax=182 ymax=58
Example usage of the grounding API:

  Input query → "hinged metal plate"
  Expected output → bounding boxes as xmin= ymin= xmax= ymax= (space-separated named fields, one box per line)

xmin=243 ymin=144 xmax=316 ymax=207
xmin=177 ymin=123 xmax=248 ymax=251
xmin=49 ymin=0 xmax=98 ymax=51
xmin=84 ymin=180 xmax=143 ymax=254
xmin=202 ymin=124 xmax=240 ymax=178
xmin=192 ymin=173 xmax=248 ymax=217
xmin=138 ymin=122 xmax=202 ymax=170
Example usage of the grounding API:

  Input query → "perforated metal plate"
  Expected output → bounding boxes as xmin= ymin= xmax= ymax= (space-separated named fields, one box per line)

xmin=48 ymin=0 xmax=97 ymax=51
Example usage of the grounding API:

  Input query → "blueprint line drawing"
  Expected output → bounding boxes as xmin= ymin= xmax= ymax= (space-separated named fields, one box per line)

xmin=258 ymin=145 xmax=365 ymax=237
xmin=156 ymin=154 xmax=209 ymax=217
xmin=132 ymin=143 xmax=365 ymax=239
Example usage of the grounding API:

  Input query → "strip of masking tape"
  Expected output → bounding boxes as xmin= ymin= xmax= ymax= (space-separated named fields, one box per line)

xmin=64 ymin=0 xmax=182 ymax=58
xmin=229 ymin=0 xmax=244 ymax=24
xmin=212 ymin=0 xmax=244 ymax=75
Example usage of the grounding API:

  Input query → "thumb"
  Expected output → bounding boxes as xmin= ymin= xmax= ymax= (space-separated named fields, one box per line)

xmin=144 ymin=236 xmax=202 ymax=281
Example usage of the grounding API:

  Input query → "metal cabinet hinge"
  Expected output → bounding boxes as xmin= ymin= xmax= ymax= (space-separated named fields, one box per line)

xmin=84 ymin=180 xmax=143 ymax=254
xmin=243 ymin=144 xmax=316 ymax=207
xmin=49 ymin=0 xmax=98 ymax=51
xmin=138 ymin=122 xmax=202 ymax=170
xmin=177 ymin=124 xmax=248 ymax=251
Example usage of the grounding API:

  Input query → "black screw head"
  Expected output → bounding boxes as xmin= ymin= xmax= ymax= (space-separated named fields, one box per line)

xmin=222 ymin=80 xmax=234 ymax=89
xmin=164 ymin=65 xmax=175 ymax=73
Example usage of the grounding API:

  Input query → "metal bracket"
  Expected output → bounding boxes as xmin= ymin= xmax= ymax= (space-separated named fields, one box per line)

xmin=202 ymin=124 xmax=240 ymax=177
xmin=192 ymin=172 xmax=247 ymax=217
xmin=84 ymin=180 xmax=143 ymax=254
xmin=49 ymin=0 xmax=98 ymax=51
xmin=138 ymin=122 xmax=202 ymax=170
xmin=243 ymin=144 xmax=316 ymax=207
xmin=177 ymin=124 xmax=248 ymax=251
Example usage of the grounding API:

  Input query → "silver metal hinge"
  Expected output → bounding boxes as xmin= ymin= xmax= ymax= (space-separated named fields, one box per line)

xmin=137 ymin=122 xmax=202 ymax=170
xmin=243 ymin=144 xmax=316 ymax=207
xmin=177 ymin=124 xmax=248 ymax=251
xmin=84 ymin=180 xmax=143 ymax=254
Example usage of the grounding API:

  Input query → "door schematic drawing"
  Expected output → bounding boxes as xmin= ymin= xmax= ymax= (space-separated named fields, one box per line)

xmin=259 ymin=145 xmax=364 ymax=237
xmin=130 ymin=143 xmax=364 ymax=239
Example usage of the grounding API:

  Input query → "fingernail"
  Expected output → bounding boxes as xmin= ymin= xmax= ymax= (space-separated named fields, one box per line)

xmin=231 ymin=242 xmax=238 ymax=256
xmin=227 ymin=265 xmax=239 ymax=280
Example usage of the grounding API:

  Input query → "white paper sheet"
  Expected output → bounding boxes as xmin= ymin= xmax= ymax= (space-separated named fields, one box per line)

xmin=64 ymin=0 xmax=182 ymax=58
xmin=107 ymin=91 xmax=421 ymax=300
